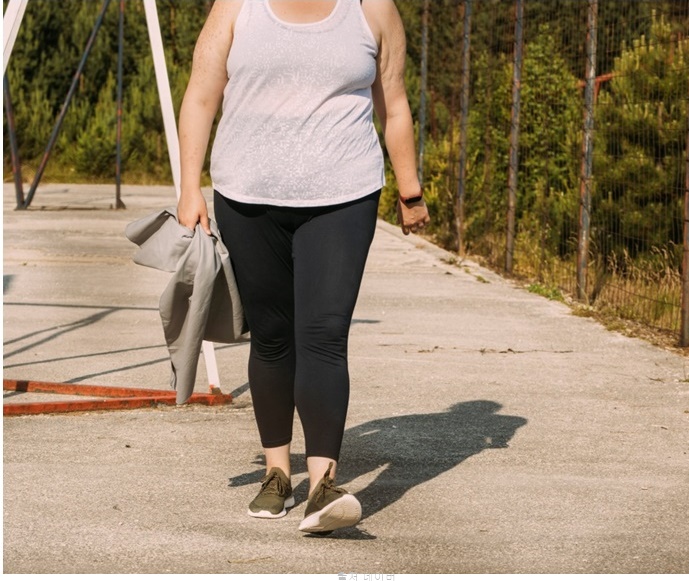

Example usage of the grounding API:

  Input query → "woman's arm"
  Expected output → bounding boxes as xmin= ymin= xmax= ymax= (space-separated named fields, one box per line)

xmin=177 ymin=0 xmax=241 ymax=233
xmin=364 ymin=0 xmax=430 ymax=235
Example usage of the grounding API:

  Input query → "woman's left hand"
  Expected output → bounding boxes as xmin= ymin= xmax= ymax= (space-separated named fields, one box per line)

xmin=397 ymin=197 xmax=431 ymax=236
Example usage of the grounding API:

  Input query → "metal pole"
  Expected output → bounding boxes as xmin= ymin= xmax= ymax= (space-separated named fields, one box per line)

xmin=143 ymin=0 xmax=181 ymax=198
xmin=577 ymin=0 xmax=598 ymax=301
xmin=143 ymin=0 xmax=220 ymax=390
xmin=680 ymin=87 xmax=689 ymax=346
xmin=456 ymin=0 xmax=472 ymax=255
xmin=505 ymin=0 xmax=524 ymax=274
xmin=115 ymin=0 xmax=126 ymax=209
xmin=418 ymin=0 xmax=429 ymax=185
xmin=20 ymin=0 xmax=112 ymax=210
xmin=4 ymin=73 xmax=25 ymax=208
xmin=3 ymin=0 xmax=29 ymax=74
xmin=3 ymin=0 xmax=28 ymax=208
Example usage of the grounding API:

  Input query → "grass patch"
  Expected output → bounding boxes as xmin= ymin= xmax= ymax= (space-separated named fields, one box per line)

xmin=571 ymin=304 xmax=596 ymax=318
xmin=440 ymin=255 xmax=460 ymax=267
xmin=527 ymin=282 xmax=564 ymax=302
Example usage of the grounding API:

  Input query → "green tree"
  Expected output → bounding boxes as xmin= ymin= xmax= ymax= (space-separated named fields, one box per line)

xmin=514 ymin=25 xmax=581 ymax=271
xmin=594 ymin=13 xmax=689 ymax=266
xmin=3 ymin=0 xmax=209 ymax=182
xmin=463 ymin=49 xmax=512 ymax=259
xmin=460 ymin=26 xmax=581 ymax=273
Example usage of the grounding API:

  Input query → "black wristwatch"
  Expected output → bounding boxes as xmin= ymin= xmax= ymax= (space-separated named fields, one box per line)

xmin=401 ymin=195 xmax=423 ymax=204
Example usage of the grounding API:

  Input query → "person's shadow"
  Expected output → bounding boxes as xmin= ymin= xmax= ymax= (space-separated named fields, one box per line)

xmin=228 ymin=400 xmax=527 ymax=536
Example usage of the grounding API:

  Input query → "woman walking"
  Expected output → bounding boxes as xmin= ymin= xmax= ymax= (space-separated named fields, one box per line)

xmin=177 ymin=0 xmax=429 ymax=534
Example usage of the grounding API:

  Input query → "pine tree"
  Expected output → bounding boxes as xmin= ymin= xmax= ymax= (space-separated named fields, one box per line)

xmin=594 ymin=12 xmax=689 ymax=265
xmin=3 ymin=0 xmax=210 ymax=182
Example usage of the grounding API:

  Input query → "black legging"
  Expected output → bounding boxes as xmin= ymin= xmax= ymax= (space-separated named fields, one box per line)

xmin=214 ymin=190 xmax=380 ymax=461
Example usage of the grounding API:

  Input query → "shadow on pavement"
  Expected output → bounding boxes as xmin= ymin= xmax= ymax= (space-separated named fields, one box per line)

xmin=228 ymin=400 xmax=527 ymax=536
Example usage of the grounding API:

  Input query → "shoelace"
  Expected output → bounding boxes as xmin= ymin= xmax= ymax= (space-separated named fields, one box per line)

xmin=261 ymin=472 xmax=288 ymax=496
xmin=313 ymin=473 xmax=347 ymax=503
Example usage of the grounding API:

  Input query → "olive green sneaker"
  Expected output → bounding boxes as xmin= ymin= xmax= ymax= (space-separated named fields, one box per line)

xmin=247 ymin=467 xmax=295 ymax=519
xmin=298 ymin=462 xmax=361 ymax=534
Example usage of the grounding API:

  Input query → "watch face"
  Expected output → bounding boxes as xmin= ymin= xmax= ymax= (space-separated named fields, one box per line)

xmin=403 ymin=196 xmax=423 ymax=204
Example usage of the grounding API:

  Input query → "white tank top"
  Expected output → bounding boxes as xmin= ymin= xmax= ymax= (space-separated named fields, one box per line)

xmin=210 ymin=0 xmax=385 ymax=207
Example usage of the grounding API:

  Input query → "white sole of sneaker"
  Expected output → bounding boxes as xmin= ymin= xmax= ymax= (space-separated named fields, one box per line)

xmin=298 ymin=494 xmax=362 ymax=533
xmin=247 ymin=495 xmax=295 ymax=519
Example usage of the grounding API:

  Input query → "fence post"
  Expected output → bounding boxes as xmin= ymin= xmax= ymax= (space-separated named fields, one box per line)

xmin=577 ymin=0 xmax=598 ymax=302
xmin=418 ymin=0 xmax=429 ymax=186
xmin=505 ymin=0 xmax=524 ymax=274
xmin=115 ymin=0 xmax=126 ymax=210
xmin=455 ymin=0 xmax=472 ymax=256
xmin=681 ymin=96 xmax=689 ymax=346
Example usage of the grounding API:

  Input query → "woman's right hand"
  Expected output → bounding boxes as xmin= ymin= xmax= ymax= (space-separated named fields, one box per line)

xmin=176 ymin=2 xmax=238 ymax=238
xmin=177 ymin=189 xmax=211 ymax=235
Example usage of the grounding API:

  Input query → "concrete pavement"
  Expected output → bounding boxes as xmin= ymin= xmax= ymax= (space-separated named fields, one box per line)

xmin=3 ymin=183 xmax=688 ymax=574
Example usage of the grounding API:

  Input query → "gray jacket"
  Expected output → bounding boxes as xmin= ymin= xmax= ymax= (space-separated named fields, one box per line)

xmin=125 ymin=207 xmax=248 ymax=404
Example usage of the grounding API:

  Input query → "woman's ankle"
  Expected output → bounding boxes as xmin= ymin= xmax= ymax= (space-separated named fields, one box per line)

xmin=264 ymin=443 xmax=291 ymax=478
xmin=307 ymin=456 xmax=338 ymax=494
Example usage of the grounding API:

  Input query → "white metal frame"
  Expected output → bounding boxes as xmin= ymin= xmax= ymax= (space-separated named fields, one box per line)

xmin=3 ymin=0 xmax=29 ymax=74
xmin=3 ymin=0 xmax=221 ymax=391
xmin=141 ymin=0 xmax=220 ymax=389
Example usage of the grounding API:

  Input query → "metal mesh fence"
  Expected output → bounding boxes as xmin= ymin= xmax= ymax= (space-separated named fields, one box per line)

xmin=4 ymin=0 xmax=689 ymax=342
xmin=409 ymin=0 xmax=689 ymax=341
